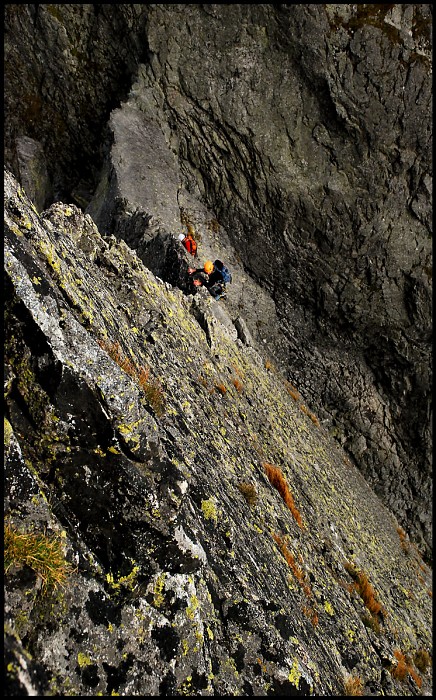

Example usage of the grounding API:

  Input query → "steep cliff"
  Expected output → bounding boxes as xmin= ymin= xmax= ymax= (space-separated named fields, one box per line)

xmin=4 ymin=4 xmax=432 ymax=561
xmin=3 ymin=5 xmax=433 ymax=693
xmin=4 ymin=168 xmax=433 ymax=695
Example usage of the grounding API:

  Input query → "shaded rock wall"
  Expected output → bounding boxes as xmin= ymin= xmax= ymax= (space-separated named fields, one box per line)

xmin=4 ymin=167 xmax=433 ymax=696
xmin=4 ymin=3 xmax=147 ymax=203
xmin=3 ymin=4 xmax=432 ymax=558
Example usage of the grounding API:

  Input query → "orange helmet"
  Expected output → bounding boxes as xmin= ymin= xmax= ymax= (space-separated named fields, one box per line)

xmin=204 ymin=260 xmax=214 ymax=274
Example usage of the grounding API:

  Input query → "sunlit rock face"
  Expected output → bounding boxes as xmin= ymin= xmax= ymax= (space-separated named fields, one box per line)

xmin=4 ymin=4 xmax=432 ymax=559
xmin=4 ymin=166 xmax=433 ymax=696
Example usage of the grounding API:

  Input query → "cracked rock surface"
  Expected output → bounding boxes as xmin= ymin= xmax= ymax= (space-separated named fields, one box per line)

xmin=4 ymin=168 xmax=432 ymax=696
xmin=4 ymin=5 xmax=432 ymax=559
xmin=3 ymin=4 xmax=433 ymax=695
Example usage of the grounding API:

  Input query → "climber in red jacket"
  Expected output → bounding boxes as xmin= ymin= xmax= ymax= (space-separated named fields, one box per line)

xmin=178 ymin=224 xmax=198 ymax=257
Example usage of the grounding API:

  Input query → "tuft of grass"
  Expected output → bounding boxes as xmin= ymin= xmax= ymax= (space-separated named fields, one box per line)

xmin=263 ymin=463 xmax=303 ymax=528
xmin=272 ymin=533 xmax=312 ymax=598
xmin=397 ymin=526 xmax=411 ymax=554
xmin=390 ymin=649 xmax=416 ymax=681
xmin=285 ymin=381 xmax=301 ymax=402
xmin=343 ymin=675 xmax=364 ymax=696
xmin=142 ymin=377 xmax=165 ymax=416
xmin=396 ymin=525 xmax=427 ymax=564
xmin=207 ymin=218 xmax=220 ymax=234
xmin=344 ymin=561 xmax=385 ymax=619
xmin=214 ymin=382 xmax=227 ymax=396
xmin=98 ymin=339 xmax=165 ymax=416
xmin=99 ymin=339 xmax=136 ymax=375
xmin=302 ymin=605 xmax=319 ymax=627
xmin=408 ymin=666 xmax=423 ymax=689
xmin=136 ymin=365 xmax=165 ymax=416
xmin=231 ymin=362 xmax=244 ymax=379
xmin=300 ymin=404 xmax=320 ymax=427
xmin=361 ymin=612 xmax=381 ymax=635
xmin=390 ymin=649 xmax=423 ymax=687
xmin=414 ymin=649 xmax=432 ymax=674
xmin=237 ymin=482 xmax=258 ymax=507
xmin=232 ymin=377 xmax=244 ymax=393
xmin=197 ymin=375 xmax=209 ymax=389
xmin=4 ymin=522 xmax=72 ymax=593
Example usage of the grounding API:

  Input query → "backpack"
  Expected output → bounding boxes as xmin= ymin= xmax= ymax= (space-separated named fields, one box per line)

xmin=184 ymin=235 xmax=197 ymax=257
xmin=214 ymin=259 xmax=232 ymax=284
xmin=209 ymin=279 xmax=226 ymax=300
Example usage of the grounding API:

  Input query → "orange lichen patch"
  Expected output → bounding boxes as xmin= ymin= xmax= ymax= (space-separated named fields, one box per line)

xmin=263 ymin=463 xmax=303 ymax=528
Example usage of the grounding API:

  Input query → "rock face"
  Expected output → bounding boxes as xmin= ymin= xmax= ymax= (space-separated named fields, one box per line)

xmin=4 ymin=4 xmax=432 ymax=560
xmin=3 ymin=5 xmax=433 ymax=689
xmin=4 ymin=168 xmax=433 ymax=696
